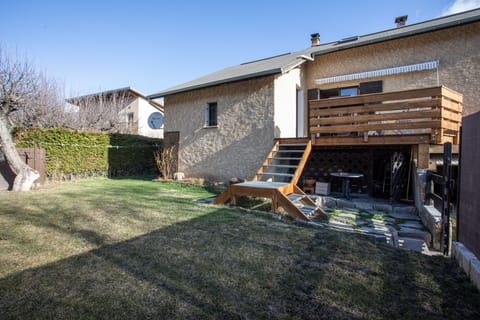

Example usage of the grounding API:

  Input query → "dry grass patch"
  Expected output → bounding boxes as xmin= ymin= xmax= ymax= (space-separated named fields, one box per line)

xmin=0 ymin=178 xmax=479 ymax=319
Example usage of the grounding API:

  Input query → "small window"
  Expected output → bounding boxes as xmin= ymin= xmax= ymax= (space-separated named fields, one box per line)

xmin=205 ymin=102 xmax=217 ymax=127
xmin=127 ymin=112 xmax=134 ymax=128
xmin=340 ymin=87 xmax=358 ymax=97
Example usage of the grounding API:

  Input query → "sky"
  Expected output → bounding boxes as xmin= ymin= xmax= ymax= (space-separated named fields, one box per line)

xmin=1 ymin=0 xmax=479 ymax=98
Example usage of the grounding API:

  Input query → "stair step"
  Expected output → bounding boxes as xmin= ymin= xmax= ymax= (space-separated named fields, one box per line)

xmin=278 ymin=143 xmax=308 ymax=147
xmin=267 ymin=157 xmax=302 ymax=161
xmin=263 ymin=164 xmax=298 ymax=169
xmin=297 ymin=205 xmax=318 ymax=216
xmin=257 ymin=172 xmax=294 ymax=178
xmin=288 ymin=193 xmax=306 ymax=202
xmin=275 ymin=150 xmax=305 ymax=153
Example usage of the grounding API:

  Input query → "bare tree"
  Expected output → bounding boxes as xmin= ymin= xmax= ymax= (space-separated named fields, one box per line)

xmin=68 ymin=89 xmax=136 ymax=132
xmin=9 ymin=75 xmax=76 ymax=128
xmin=0 ymin=48 xmax=63 ymax=191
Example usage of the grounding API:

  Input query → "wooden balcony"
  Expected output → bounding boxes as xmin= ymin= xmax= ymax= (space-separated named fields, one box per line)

xmin=309 ymin=86 xmax=462 ymax=146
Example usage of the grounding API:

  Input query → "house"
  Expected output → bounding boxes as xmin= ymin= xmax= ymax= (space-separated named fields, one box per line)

xmin=147 ymin=9 xmax=479 ymax=220
xmin=69 ymin=87 xmax=164 ymax=138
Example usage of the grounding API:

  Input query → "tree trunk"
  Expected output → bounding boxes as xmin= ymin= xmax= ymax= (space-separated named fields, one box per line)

xmin=0 ymin=113 xmax=39 ymax=191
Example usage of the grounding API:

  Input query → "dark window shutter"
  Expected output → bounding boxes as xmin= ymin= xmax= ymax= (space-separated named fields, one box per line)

xmin=360 ymin=80 xmax=383 ymax=94
xmin=209 ymin=103 xmax=217 ymax=126
xmin=307 ymin=88 xmax=320 ymax=100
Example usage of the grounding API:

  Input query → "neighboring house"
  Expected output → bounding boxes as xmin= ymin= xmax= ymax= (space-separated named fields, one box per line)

xmin=69 ymin=87 xmax=164 ymax=138
xmin=148 ymin=9 xmax=479 ymax=187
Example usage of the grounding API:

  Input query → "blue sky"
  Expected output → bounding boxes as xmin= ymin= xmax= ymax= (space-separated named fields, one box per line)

xmin=1 ymin=0 xmax=479 ymax=97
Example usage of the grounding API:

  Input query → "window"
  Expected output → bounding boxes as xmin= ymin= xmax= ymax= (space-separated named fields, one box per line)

xmin=127 ymin=112 xmax=134 ymax=128
xmin=205 ymin=102 xmax=217 ymax=127
xmin=317 ymin=81 xmax=383 ymax=99
xmin=340 ymin=87 xmax=358 ymax=97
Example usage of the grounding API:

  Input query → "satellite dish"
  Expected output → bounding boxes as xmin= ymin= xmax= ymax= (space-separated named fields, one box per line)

xmin=148 ymin=112 xmax=163 ymax=129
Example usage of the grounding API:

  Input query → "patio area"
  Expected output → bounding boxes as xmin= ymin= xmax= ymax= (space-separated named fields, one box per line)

xmin=304 ymin=192 xmax=441 ymax=255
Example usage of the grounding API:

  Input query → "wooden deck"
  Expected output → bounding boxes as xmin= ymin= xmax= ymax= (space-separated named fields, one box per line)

xmin=214 ymin=139 xmax=326 ymax=221
xmin=309 ymin=86 xmax=462 ymax=146
xmin=215 ymin=86 xmax=463 ymax=219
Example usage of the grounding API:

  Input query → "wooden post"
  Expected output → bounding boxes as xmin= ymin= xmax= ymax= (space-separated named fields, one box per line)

xmin=435 ymin=128 xmax=444 ymax=144
xmin=417 ymin=144 xmax=430 ymax=169
xmin=271 ymin=192 xmax=278 ymax=212
xmin=231 ymin=194 xmax=238 ymax=206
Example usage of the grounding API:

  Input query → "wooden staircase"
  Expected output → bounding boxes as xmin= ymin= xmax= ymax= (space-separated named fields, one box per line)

xmin=213 ymin=138 xmax=326 ymax=221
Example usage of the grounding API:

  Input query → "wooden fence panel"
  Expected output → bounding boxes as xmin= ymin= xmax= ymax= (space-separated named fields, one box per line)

xmin=0 ymin=148 xmax=46 ymax=190
xmin=458 ymin=112 xmax=480 ymax=258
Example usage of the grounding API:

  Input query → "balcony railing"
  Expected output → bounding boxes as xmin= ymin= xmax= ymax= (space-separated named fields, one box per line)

xmin=308 ymin=86 xmax=462 ymax=146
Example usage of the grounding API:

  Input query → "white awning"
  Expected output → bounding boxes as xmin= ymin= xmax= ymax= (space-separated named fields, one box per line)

xmin=315 ymin=60 xmax=439 ymax=85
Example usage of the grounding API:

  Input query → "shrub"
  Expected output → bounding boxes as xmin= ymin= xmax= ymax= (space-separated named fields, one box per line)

xmin=154 ymin=145 xmax=176 ymax=179
xmin=13 ymin=127 xmax=162 ymax=180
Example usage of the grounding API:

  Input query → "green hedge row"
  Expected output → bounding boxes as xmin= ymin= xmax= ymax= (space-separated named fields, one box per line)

xmin=13 ymin=128 xmax=162 ymax=179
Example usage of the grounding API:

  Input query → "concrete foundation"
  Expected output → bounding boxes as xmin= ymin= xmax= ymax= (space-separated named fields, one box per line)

xmin=452 ymin=242 xmax=480 ymax=291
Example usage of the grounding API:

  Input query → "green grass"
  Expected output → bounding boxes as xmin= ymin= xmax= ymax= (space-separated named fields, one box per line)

xmin=0 ymin=177 xmax=479 ymax=319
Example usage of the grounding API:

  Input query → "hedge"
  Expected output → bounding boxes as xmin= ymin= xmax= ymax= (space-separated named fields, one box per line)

xmin=13 ymin=128 xmax=162 ymax=180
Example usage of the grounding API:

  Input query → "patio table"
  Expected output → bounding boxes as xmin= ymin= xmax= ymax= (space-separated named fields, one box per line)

xmin=330 ymin=172 xmax=364 ymax=200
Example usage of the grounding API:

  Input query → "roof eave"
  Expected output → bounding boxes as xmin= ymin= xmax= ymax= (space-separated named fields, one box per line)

xmin=311 ymin=11 xmax=480 ymax=57
xmin=147 ymin=68 xmax=282 ymax=99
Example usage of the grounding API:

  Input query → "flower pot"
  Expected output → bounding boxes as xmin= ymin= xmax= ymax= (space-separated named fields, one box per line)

xmin=305 ymin=179 xmax=316 ymax=187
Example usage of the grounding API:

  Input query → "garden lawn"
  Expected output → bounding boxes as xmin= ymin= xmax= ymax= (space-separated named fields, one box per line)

xmin=0 ymin=178 xmax=479 ymax=319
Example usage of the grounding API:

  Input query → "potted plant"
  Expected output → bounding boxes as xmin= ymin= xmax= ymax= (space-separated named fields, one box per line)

xmin=305 ymin=177 xmax=316 ymax=187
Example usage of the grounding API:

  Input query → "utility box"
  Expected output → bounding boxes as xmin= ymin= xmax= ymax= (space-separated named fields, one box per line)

xmin=315 ymin=182 xmax=331 ymax=195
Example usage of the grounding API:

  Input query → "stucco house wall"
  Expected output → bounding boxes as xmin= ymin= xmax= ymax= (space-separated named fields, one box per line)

xmin=305 ymin=22 xmax=480 ymax=115
xmin=164 ymin=76 xmax=276 ymax=181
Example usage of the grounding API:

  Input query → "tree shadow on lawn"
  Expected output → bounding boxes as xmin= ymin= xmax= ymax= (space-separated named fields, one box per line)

xmin=1 ymin=209 xmax=479 ymax=319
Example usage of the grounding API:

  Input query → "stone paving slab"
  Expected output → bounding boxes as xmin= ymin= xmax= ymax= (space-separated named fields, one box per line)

xmin=398 ymin=227 xmax=429 ymax=239
xmin=357 ymin=226 xmax=392 ymax=236
xmin=353 ymin=201 xmax=375 ymax=211
xmin=354 ymin=220 xmax=369 ymax=226
xmin=398 ymin=237 xmax=427 ymax=252
xmin=393 ymin=206 xmax=417 ymax=215
xmin=398 ymin=221 xmax=425 ymax=230
xmin=383 ymin=217 xmax=396 ymax=223
xmin=373 ymin=203 xmax=393 ymax=212
xmin=389 ymin=211 xmax=421 ymax=220
xmin=328 ymin=221 xmax=355 ymax=231
xmin=311 ymin=194 xmax=434 ymax=255
xmin=337 ymin=213 xmax=357 ymax=220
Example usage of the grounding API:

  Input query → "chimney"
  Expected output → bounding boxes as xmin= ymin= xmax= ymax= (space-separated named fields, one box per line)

xmin=310 ymin=33 xmax=320 ymax=47
xmin=395 ymin=15 xmax=408 ymax=27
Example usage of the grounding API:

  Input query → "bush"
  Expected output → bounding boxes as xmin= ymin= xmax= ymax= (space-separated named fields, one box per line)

xmin=153 ymin=145 xmax=177 ymax=179
xmin=13 ymin=127 xmax=162 ymax=180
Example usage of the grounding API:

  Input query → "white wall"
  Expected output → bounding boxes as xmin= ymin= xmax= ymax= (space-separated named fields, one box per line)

xmin=137 ymin=98 xmax=164 ymax=138
xmin=273 ymin=68 xmax=302 ymax=138
xmin=118 ymin=97 xmax=164 ymax=138
xmin=118 ymin=98 xmax=139 ymax=132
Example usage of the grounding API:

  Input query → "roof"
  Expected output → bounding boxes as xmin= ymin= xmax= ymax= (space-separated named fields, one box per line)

xmin=68 ymin=87 xmax=163 ymax=111
xmin=148 ymin=8 xmax=480 ymax=99
xmin=147 ymin=51 xmax=313 ymax=98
